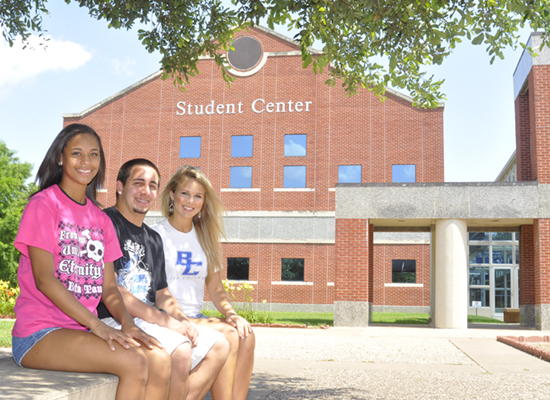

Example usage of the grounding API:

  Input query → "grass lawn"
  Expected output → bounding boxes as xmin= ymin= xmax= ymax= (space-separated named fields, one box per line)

xmin=265 ymin=311 xmax=333 ymax=326
xmin=202 ymin=310 xmax=334 ymax=327
xmin=0 ymin=320 xmax=15 ymax=348
xmin=370 ymin=313 xmax=505 ymax=325
xmin=202 ymin=310 xmax=508 ymax=327
xmin=371 ymin=312 xmax=430 ymax=325
xmin=468 ymin=315 xmax=505 ymax=324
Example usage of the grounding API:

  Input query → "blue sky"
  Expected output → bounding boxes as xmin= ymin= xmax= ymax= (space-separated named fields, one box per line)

xmin=0 ymin=1 xmax=530 ymax=182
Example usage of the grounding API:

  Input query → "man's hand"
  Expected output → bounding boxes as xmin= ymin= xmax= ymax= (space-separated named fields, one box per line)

xmin=167 ymin=317 xmax=198 ymax=347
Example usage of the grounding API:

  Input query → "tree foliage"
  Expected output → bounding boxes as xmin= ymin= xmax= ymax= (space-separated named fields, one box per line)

xmin=2 ymin=1 xmax=550 ymax=107
xmin=0 ymin=141 xmax=34 ymax=287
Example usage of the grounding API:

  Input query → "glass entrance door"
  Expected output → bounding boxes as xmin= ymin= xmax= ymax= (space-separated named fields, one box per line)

xmin=494 ymin=267 xmax=512 ymax=315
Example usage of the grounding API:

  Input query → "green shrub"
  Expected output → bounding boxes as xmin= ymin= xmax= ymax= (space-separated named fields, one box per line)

xmin=0 ymin=280 xmax=19 ymax=317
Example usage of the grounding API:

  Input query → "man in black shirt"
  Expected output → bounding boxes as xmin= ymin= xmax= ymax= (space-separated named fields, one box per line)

xmin=98 ymin=158 xmax=228 ymax=400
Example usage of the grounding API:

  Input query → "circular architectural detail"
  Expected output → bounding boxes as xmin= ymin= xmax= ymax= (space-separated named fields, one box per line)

xmin=227 ymin=37 xmax=263 ymax=71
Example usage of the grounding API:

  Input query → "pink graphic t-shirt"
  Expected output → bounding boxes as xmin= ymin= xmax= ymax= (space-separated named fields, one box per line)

xmin=12 ymin=185 xmax=122 ymax=337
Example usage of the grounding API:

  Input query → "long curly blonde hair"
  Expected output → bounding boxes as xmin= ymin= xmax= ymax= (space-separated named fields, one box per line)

xmin=160 ymin=165 xmax=226 ymax=276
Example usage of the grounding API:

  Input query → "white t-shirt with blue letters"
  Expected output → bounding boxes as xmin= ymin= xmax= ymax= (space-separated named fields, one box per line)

xmin=151 ymin=218 xmax=215 ymax=316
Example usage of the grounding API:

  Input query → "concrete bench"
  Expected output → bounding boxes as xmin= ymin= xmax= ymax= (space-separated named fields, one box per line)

xmin=0 ymin=350 xmax=118 ymax=400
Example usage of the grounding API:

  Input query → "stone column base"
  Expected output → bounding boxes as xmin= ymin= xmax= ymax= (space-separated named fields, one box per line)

xmin=334 ymin=301 xmax=370 ymax=327
xmin=535 ymin=304 xmax=550 ymax=330
xmin=520 ymin=305 xmax=535 ymax=328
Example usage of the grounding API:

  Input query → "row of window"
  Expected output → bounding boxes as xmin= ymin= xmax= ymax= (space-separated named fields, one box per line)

xmin=181 ymin=136 xmax=416 ymax=187
xmin=227 ymin=257 xmax=304 ymax=281
xmin=180 ymin=135 xmax=308 ymax=158
xmin=230 ymin=165 xmax=415 ymax=188
xmin=227 ymin=257 xmax=416 ymax=283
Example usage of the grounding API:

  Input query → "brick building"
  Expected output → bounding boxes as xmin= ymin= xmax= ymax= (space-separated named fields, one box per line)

xmin=63 ymin=26 xmax=443 ymax=314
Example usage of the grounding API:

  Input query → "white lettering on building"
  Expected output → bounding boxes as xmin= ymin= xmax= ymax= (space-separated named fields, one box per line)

xmin=177 ymin=99 xmax=312 ymax=116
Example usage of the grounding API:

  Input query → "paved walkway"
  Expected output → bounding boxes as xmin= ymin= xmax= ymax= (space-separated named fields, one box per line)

xmin=242 ymin=325 xmax=550 ymax=399
xmin=3 ymin=325 xmax=550 ymax=399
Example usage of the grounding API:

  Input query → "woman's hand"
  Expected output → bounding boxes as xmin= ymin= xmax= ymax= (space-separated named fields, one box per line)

xmin=226 ymin=313 xmax=253 ymax=339
xmin=121 ymin=323 xmax=163 ymax=350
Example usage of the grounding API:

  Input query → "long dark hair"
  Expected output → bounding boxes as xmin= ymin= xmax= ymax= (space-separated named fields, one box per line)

xmin=34 ymin=124 xmax=106 ymax=207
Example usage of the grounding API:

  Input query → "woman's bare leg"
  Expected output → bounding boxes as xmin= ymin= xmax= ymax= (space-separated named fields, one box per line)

xmin=187 ymin=336 xmax=229 ymax=400
xmin=191 ymin=318 xmax=255 ymax=400
xmin=232 ymin=330 xmax=255 ymax=400
xmin=21 ymin=329 xmax=164 ymax=400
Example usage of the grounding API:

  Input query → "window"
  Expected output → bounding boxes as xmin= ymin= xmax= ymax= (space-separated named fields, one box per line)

xmin=391 ymin=260 xmax=416 ymax=283
xmin=338 ymin=165 xmax=362 ymax=183
xmin=230 ymin=167 xmax=252 ymax=188
xmin=180 ymin=137 xmax=201 ymax=158
xmin=283 ymin=166 xmax=306 ymax=188
xmin=284 ymin=134 xmax=307 ymax=156
xmin=282 ymin=258 xmax=304 ymax=281
xmin=468 ymin=231 xmax=519 ymax=312
xmin=392 ymin=164 xmax=416 ymax=182
xmin=231 ymin=135 xmax=253 ymax=157
xmin=227 ymin=258 xmax=249 ymax=280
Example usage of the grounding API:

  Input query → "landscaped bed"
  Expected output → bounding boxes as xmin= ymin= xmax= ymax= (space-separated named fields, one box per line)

xmin=498 ymin=335 xmax=550 ymax=363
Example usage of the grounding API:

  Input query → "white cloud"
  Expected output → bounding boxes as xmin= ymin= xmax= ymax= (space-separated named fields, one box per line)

xmin=0 ymin=35 xmax=92 ymax=89
xmin=111 ymin=56 xmax=138 ymax=76
xmin=284 ymin=138 xmax=306 ymax=156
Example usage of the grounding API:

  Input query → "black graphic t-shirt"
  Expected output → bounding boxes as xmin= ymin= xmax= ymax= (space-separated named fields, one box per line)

xmin=97 ymin=207 xmax=168 ymax=319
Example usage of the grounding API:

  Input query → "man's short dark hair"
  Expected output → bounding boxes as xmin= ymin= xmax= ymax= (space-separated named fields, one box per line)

xmin=116 ymin=158 xmax=161 ymax=199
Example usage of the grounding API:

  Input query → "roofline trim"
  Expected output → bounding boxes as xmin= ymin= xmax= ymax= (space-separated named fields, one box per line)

xmin=495 ymin=150 xmax=517 ymax=182
xmin=63 ymin=70 xmax=162 ymax=119
xmin=63 ymin=25 xmax=443 ymax=119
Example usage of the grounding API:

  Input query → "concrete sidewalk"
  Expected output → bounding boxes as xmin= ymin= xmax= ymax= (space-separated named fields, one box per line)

xmin=241 ymin=326 xmax=550 ymax=399
xmin=3 ymin=325 xmax=550 ymax=399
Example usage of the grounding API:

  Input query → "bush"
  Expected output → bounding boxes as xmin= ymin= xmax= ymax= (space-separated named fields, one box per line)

xmin=222 ymin=279 xmax=272 ymax=324
xmin=0 ymin=280 xmax=19 ymax=317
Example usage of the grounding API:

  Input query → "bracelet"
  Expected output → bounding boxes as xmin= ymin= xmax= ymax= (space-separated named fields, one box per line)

xmin=226 ymin=312 xmax=238 ymax=318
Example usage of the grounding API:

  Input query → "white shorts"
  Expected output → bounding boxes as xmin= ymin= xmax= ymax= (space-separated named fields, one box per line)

xmin=101 ymin=317 xmax=223 ymax=370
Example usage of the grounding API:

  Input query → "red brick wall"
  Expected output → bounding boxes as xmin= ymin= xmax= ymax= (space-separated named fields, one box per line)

xmin=202 ymin=242 xmax=335 ymax=305
xmin=532 ymin=66 xmax=550 ymax=184
xmin=372 ymin=244 xmax=431 ymax=307
xmin=534 ymin=219 xmax=550 ymax=305
xmin=335 ymin=219 xmax=372 ymax=302
xmin=63 ymin=27 xmax=443 ymax=309
xmin=520 ymin=225 xmax=535 ymax=306
xmin=64 ymin=26 xmax=444 ymax=211
xmin=515 ymin=92 xmax=532 ymax=181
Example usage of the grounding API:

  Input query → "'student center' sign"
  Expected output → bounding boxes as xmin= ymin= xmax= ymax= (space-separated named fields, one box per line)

xmin=176 ymin=99 xmax=313 ymax=116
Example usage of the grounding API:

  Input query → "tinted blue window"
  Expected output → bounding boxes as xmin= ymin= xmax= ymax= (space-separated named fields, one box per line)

xmin=284 ymin=134 xmax=307 ymax=156
xmin=392 ymin=164 xmax=416 ymax=182
xmin=231 ymin=135 xmax=253 ymax=157
xmin=338 ymin=165 xmax=361 ymax=183
xmin=230 ymin=167 xmax=252 ymax=188
xmin=180 ymin=137 xmax=201 ymax=158
xmin=283 ymin=166 xmax=306 ymax=188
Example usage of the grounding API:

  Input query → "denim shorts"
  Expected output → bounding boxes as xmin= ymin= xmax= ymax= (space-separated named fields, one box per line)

xmin=12 ymin=327 xmax=60 ymax=367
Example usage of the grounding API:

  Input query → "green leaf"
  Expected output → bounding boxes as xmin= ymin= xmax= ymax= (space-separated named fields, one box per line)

xmin=472 ymin=33 xmax=484 ymax=45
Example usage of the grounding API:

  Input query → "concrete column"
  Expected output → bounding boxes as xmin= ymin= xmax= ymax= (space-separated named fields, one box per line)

xmin=430 ymin=225 xmax=436 ymax=326
xmin=434 ymin=219 xmax=468 ymax=329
